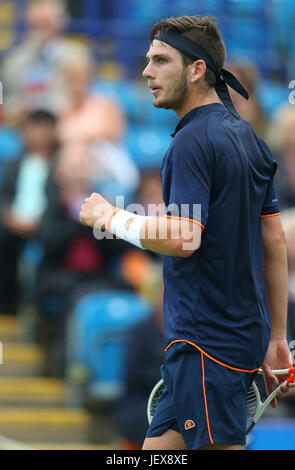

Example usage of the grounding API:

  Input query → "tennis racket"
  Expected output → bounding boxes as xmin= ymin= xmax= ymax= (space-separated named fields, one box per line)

xmin=147 ymin=367 xmax=295 ymax=434
xmin=147 ymin=378 xmax=165 ymax=426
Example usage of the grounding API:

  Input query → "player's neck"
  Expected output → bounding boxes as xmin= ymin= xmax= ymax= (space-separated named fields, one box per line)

xmin=175 ymin=88 xmax=219 ymax=120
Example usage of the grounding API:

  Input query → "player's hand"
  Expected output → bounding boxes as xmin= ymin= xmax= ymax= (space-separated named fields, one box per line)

xmin=262 ymin=338 xmax=293 ymax=408
xmin=79 ymin=192 xmax=114 ymax=229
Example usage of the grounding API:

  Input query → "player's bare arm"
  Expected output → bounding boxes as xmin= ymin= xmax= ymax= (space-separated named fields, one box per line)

xmin=79 ymin=192 xmax=201 ymax=258
xmin=261 ymin=214 xmax=293 ymax=405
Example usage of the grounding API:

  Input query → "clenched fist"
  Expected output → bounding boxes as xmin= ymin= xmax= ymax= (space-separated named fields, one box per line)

xmin=79 ymin=192 xmax=115 ymax=230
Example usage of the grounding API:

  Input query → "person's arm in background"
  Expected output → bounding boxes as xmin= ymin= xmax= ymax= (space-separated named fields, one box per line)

xmin=262 ymin=214 xmax=293 ymax=406
xmin=0 ymin=159 xmax=36 ymax=238
xmin=35 ymin=177 xmax=81 ymax=256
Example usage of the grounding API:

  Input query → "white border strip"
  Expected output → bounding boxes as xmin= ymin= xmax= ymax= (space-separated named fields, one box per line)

xmin=0 ymin=433 xmax=35 ymax=450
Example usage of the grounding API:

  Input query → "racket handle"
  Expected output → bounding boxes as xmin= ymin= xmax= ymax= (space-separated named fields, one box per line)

xmin=246 ymin=420 xmax=255 ymax=435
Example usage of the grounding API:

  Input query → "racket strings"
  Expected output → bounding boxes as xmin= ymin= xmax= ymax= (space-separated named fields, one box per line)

xmin=246 ymin=374 xmax=267 ymax=430
xmin=246 ymin=385 xmax=258 ymax=419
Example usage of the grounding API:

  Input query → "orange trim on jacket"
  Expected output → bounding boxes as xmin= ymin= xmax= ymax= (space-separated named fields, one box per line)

xmin=164 ymin=339 xmax=261 ymax=373
xmin=201 ymin=352 xmax=214 ymax=445
xmin=260 ymin=212 xmax=280 ymax=218
xmin=163 ymin=214 xmax=205 ymax=231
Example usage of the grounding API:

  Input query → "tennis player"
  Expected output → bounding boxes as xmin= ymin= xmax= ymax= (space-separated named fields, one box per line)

xmin=79 ymin=15 xmax=293 ymax=450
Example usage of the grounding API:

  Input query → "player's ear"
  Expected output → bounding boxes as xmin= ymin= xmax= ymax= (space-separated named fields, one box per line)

xmin=190 ymin=59 xmax=206 ymax=83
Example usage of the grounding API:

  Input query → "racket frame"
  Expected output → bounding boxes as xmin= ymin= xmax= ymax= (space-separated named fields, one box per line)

xmin=246 ymin=366 xmax=295 ymax=434
xmin=147 ymin=378 xmax=164 ymax=425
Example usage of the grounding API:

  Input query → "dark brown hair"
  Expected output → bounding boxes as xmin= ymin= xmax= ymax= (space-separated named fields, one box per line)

xmin=149 ymin=15 xmax=226 ymax=88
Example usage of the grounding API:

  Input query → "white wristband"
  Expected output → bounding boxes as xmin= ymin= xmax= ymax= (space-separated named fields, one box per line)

xmin=107 ymin=209 xmax=147 ymax=249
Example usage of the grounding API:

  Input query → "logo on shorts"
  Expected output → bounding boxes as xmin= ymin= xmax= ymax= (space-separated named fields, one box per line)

xmin=184 ymin=419 xmax=196 ymax=430
xmin=125 ymin=218 xmax=135 ymax=230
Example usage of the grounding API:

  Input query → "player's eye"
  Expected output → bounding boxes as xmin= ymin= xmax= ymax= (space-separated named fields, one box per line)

xmin=158 ymin=57 xmax=167 ymax=64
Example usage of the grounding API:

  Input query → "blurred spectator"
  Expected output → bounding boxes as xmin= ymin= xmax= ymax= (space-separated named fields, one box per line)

xmin=114 ymin=281 xmax=164 ymax=450
xmin=33 ymin=144 xmax=134 ymax=377
xmin=228 ymin=61 xmax=267 ymax=139
xmin=57 ymin=49 xmax=139 ymax=204
xmin=136 ymin=169 xmax=164 ymax=214
xmin=0 ymin=109 xmax=58 ymax=315
xmin=87 ymin=140 xmax=140 ymax=205
xmin=0 ymin=0 xmax=88 ymax=123
xmin=57 ymin=48 xmax=125 ymax=144
xmin=266 ymin=105 xmax=295 ymax=210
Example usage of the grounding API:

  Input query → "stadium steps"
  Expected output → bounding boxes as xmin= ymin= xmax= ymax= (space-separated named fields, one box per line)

xmin=0 ymin=407 xmax=91 ymax=444
xmin=0 ymin=377 xmax=66 ymax=407
xmin=0 ymin=315 xmax=21 ymax=343
xmin=0 ymin=342 xmax=44 ymax=377
xmin=0 ymin=314 xmax=106 ymax=449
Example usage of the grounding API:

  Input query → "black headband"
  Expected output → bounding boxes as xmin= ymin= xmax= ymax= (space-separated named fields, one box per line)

xmin=153 ymin=28 xmax=249 ymax=119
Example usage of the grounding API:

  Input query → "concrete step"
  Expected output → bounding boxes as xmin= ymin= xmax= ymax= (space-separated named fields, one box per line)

xmin=0 ymin=407 xmax=91 ymax=443
xmin=0 ymin=343 xmax=43 ymax=376
xmin=0 ymin=316 xmax=21 ymax=342
xmin=0 ymin=378 xmax=66 ymax=406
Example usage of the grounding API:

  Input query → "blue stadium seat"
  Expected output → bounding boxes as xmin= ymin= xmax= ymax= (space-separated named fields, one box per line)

xmin=226 ymin=0 xmax=265 ymax=15
xmin=141 ymin=92 xmax=179 ymax=129
xmin=128 ymin=1 xmax=163 ymax=24
xmin=0 ymin=127 xmax=23 ymax=185
xmin=91 ymin=79 xmax=144 ymax=125
xmin=225 ymin=21 xmax=269 ymax=63
xmin=256 ymin=79 xmax=290 ymax=117
xmin=268 ymin=0 xmax=295 ymax=77
xmin=219 ymin=1 xmax=270 ymax=71
xmin=172 ymin=0 xmax=222 ymax=16
xmin=125 ymin=125 xmax=172 ymax=169
xmin=0 ymin=127 xmax=22 ymax=159
xmin=67 ymin=290 xmax=152 ymax=400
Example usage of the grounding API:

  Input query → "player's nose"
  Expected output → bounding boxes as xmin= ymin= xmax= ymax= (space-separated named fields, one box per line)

xmin=142 ymin=62 xmax=155 ymax=79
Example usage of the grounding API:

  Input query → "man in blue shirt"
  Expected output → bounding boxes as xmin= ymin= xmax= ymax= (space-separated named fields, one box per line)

xmin=80 ymin=15 xmax=292 ymax=450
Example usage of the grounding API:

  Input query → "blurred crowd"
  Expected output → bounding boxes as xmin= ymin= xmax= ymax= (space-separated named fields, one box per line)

xmin=0 ymin=0 xmax=295 ymax=449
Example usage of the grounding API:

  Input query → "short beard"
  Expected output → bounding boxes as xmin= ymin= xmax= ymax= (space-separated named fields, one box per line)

xmin=153 ymin=69 xmax=190 ymax=111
